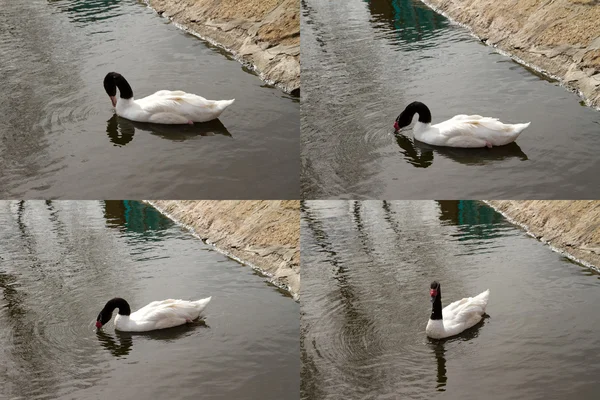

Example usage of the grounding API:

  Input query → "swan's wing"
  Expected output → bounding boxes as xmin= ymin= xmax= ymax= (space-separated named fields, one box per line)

xmin=448 ymin=114 xmax=491 ymax=121
xmin=136 ymin=92 xmax=215 ymax=115
xmin=151 ymin=90 xmax=188 ymax=97
xmin=133 ymin=299 xmax=177 ymax=319
xmin=442 ymin=297 xmax=469 ymax=317
xmin=132 ymin=299 xmax=206 ymax=322
xmin=435 ymin=118 xmax=529 ymax=148
xmin=443 ymin=290 xmax=489 ymax=330
xmin=437 ymin=118 xmax=515 ymax=138
xmin=448 ymin=114 xmax=500 ymax=121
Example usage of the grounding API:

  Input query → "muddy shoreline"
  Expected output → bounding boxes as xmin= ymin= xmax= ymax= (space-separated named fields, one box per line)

xmin=422 ymin=0 xmax=600 ymax=108
xmin=146 ymin=200 xmax=300 ymax=300
xmin=145 ymin=0 xmax=299 ymax=95
xmin=486 ymin=200 xmax=600 ymax=270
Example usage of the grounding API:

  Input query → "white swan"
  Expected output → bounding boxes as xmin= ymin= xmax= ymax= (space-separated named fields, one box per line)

xmin=426 ymin=281 xmax=489 ymax=339
xmin=394 ymin=101 xmax=530 ymax=148
xmin=103 ymin=72 xmax=234 ymax=124
xmin=95 ymin=297 xmax=211 ymax=332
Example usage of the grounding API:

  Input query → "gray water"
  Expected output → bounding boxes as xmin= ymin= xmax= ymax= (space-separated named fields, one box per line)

xmin=300 ymin=0 xmax=600 ymax=199
xmin=0 ymin=201 xmax=299 ymax=400
xmin=301 ymin=200 xmax=600 ymax=399
xmin=0 ymin=0 xmax=299 ymax=199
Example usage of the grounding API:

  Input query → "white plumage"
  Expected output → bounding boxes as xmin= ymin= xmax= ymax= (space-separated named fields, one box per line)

xmin=117 ymin=91 xmax=234 ymax=124
xmin=426 ymin=282 xmax=489 ymax=339
xmin=394 ymin=101 xmax=529 ymax=148
xmin=414 ymin=116 xmax=529 ymax=148
xmin=96 ymin=297 xmax=212 ymax=332
xmin=103 ymin=72 xmax=234 ymax=124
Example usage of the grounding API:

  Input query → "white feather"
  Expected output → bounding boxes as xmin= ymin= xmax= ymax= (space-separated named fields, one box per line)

xmin=414 ymin=117 xmax=530 ymax=148
xmin=114 ymin=297 xmax=212 ymax=332
xmin=426 ymin=290 xmax=489 ymax=339
xmin=116 ymin=89 xmax=234 ymax=124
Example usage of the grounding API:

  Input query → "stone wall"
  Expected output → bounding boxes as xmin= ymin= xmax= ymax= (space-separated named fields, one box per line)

xmin=147 ymin=0 xmax=299 ymax=94
xmin=423 ymin=0 xmax=600 ymax=107
xmin=147 ymin=200 xmax=300 ymax=300
xmin=486 ymin=200 xmax=600 ymax=269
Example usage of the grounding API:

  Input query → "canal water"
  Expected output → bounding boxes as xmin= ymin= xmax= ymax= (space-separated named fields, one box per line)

xmin=0 ymin=201 xmax=299 ymax=400
xmin=301 ymin=0 xmax=600 ymax=199
xmin=301 ymin=200 xmax=600 ymax=399
xmin=0 ymin=0 xmax=299 ymax=199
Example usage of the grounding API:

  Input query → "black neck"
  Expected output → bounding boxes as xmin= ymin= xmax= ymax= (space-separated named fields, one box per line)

xmin=103 ymin=297 xmax=131 ymax=316
xmin=395 ymin=101 xmax=432 ymax=129
xmin=409 ymin=101 xmax=432 ymax=123
xmin=103 ymin=72 xmax=134 ymax=100
xmin=431 ymin=288 xmax=443 ymax=320
xmin=115 ymin=75 xmax=133 ymax=99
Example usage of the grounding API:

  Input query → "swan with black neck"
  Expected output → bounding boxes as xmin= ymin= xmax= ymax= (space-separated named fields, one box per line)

xmin=394 ymin=101 xmax=530 ymax=148
xmin=426 ymin=281 xmax=489 ymax=339
xmin=95 ymin=296 xmax=211 ymax=332
xmin=103 ymin=72 xmax=234 ymax=125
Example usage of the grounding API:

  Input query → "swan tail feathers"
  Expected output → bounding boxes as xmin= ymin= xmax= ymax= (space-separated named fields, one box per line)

xmin=194 ymin=297 xmax=212 ymax=316
xmin=219 ymin=99 xmax=235 ymax=108
xmin=514 ymin=122 xmax=531 ymax=133
xmin=473 ymin=289 xmax=490 ymax=312
xmin=474 ymin=289 xmax=490 ymax=299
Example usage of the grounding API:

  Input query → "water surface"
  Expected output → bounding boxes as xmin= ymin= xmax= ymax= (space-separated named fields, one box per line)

xmin=0 ymin=201 xmax=299 ymax=399
xmin=0 ymin=0 xmax=298 ymax=199
xmin=301 ymin=0 xmax=600 ymax=199
xmin=301 ymin=200 xmax=600 ymax=399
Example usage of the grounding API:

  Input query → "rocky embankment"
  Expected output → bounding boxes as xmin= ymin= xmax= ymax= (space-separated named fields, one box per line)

xmin=423 ymin=0 xmax=600 ymax=107
xmin=486 ymin=200 xmax=600 ymax=269
xmin=147 ymin=200 xmax=300 ymax=300
xmin=147 ymin=0 xmax=299 ymax=94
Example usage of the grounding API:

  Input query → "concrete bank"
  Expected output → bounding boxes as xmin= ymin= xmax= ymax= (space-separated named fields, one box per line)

xmin=486 ymin=200 xmax=600 ymax=270
xmin=146 ymin=200 xmax=300 ymax=300
xmin=422 ymin=0 xmax=600 ymax=108
xmin=146 ymin=0 xmax=299 ymax=95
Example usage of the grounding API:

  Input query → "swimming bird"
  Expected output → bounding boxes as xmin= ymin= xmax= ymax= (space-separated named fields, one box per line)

xmin=103 ymin=72 xmax=234 ymax=124
xmin=426 ymin=281 xmax=489 ymax=339
xmin=394 ymin=101 xmax=530 ymax=148
xmin=95 ymin=297 xmax=211 ymax=332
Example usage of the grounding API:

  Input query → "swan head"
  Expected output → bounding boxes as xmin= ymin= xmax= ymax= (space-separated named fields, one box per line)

xmin=103 ymin=72 xmax=133 ymax=107
xmin=430 ymin=281 xmax=444 ymax=321
xmin=430 ymin=281 xmax=440 ymax=303
xmin=96 ymin=313 xmax=109 ymax=329
xmin=394 ymin=101 xmax=432 ymax=132
xmin=96 ymin=297 xmax=131 ymax=329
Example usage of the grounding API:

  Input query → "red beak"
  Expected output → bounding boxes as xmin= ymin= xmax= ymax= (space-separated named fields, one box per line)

xmin=110 ymin=96 xmax=117 ymax=107
xmin=95 ymin=321 xmax=102 ymax=329
xmin=394 ymin=121 xmax=400 ymax=131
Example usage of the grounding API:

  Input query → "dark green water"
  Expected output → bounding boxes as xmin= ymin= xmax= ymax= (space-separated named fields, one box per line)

xmin=301 ymin=0 xmax=600 ymax=199
xmin=301 ymin=200 xmax=600 ymax=399
xmin=0 ymin=0 xmax=299 ymax=199
xmin=0 ymin=201 xmax=299 ymax=399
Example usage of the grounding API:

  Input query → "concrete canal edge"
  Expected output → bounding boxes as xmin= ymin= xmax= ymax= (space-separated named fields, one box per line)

xmin=144 ymin=0 xmax=299 ymax=95
xmin=145 ymin=200 xmax=300 ymax=301
xmin=421 ymin=0 xmax=600 ymax=109
xmin=485 ymin=200 xmax=600 ymax=271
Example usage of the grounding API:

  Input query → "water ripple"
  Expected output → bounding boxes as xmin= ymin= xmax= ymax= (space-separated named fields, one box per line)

xmin=49 ymin=0 xmax=125 ymax=25
xmin=301 ymin=0 xmax=600 ymax=199
xmin=301 ymin=200 xmax=600 ymax=399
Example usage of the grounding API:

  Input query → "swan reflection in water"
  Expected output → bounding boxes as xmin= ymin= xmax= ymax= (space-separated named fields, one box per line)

xmin=427 ymin=315 xmax=489 ymax=392
xmin=394 ymin=132 xmax=528 ymax=168
xmin=106 ymin=114 xmax=232 ymax=147
xmin=96 ymin=319 xmax=208 ymax=358
xmin=431 ymin=340 xmax=448 ymax=392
